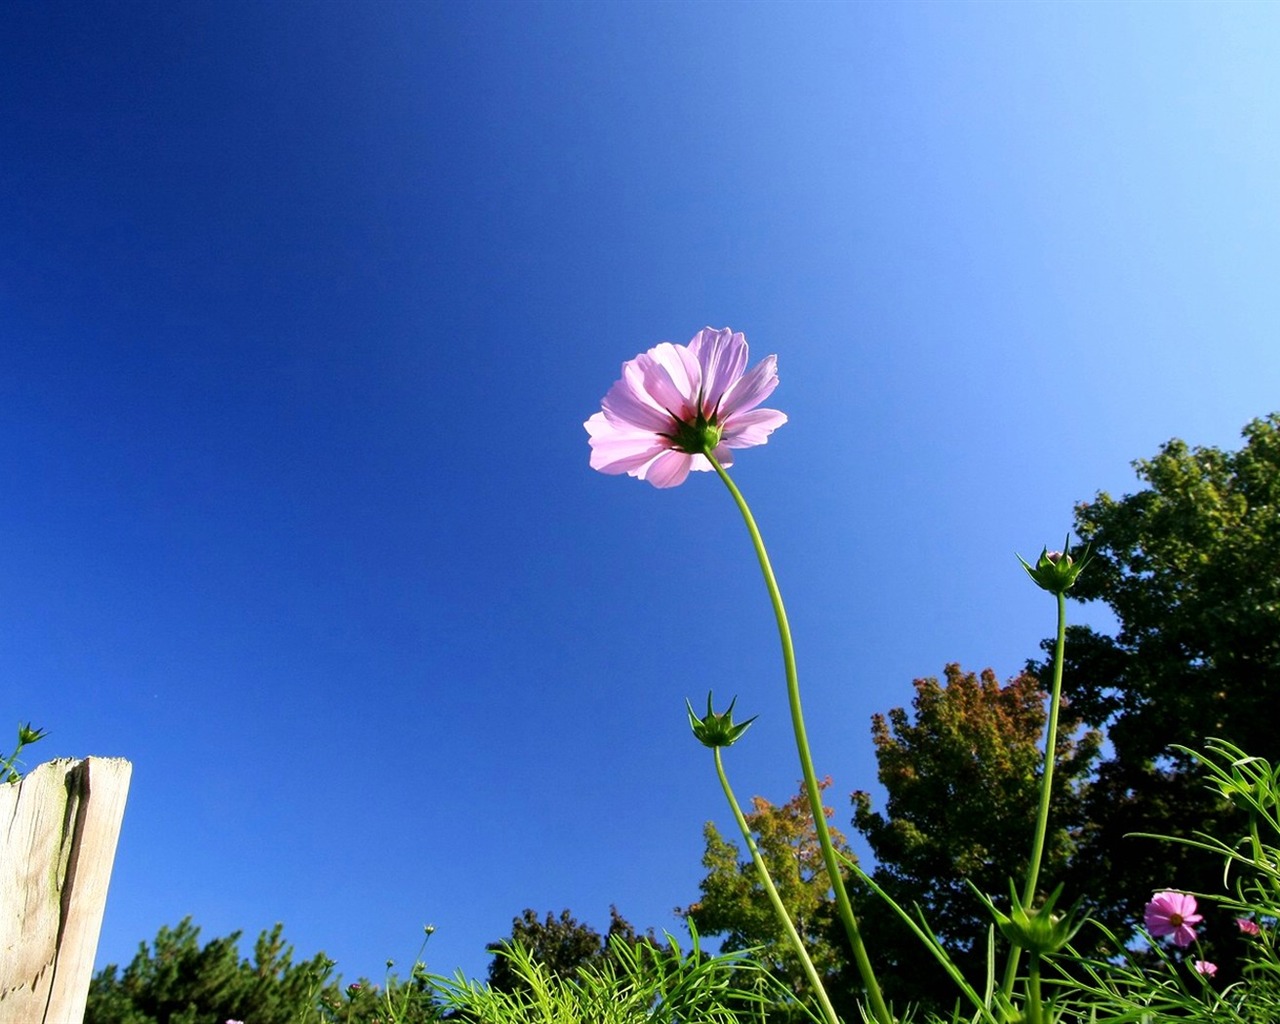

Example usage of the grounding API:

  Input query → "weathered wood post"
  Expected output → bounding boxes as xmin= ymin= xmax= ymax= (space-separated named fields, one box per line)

xmin=0 ymin=757 xmax=132 ymax=1024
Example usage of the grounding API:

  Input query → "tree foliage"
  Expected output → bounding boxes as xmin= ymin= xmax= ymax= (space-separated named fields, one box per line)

xmin=853 ymin=666 xmax=1100 ymax=942
xmin=682 ymin=778 xmax=855 ymax=1018
xmin=677 ymin=415 xmax=1280 ymax=1010
xmin=1059 ymin=413 xmax=1280 ymax=761
xmin=850 ymin=665 xmax=1100 ymax=1007
xmin=85 ymin=917 xmax=440 ymax=1024
xmin=1037 ymin=412 xmax=1280 ymax=965
xmin=681 ymin=675 xmax=1102 ymax=1015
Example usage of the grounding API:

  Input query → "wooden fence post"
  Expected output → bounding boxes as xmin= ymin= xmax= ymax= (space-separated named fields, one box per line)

xmin=0 ymin=757 xmax=132 ymax=1024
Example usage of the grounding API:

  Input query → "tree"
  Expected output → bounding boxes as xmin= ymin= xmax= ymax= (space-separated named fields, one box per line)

xmin=86 ymin=918 xmax=332 ymax=1024
xmin=682 ymin=778 xmax=857 ymax=1021
xmin=849 ymin=665 xmax=1100 ymax=1009
xmin=1035 ymin=412 xmax=1280 ymax=969
xmin=1059 ymin=413 xmax=1280 ymax=762
xmin=484 ymin=906 xmax=643 ymax=994
xmin=86 ymin=917 xmax=440 ymax=1024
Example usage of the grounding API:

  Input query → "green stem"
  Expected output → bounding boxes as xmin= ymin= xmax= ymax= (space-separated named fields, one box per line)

xmin=714 ymin=747 xmax=843 ymax=1024
xmin=1 ymin=743 xmax=25 ymax=784
xmin=706 ymin=451 xmax=893 ymax=1024
xmin=1001 ymin=591 xmax=1067 ymax=1003
xmin=1024 ymin=954 xmax=1043 ymax=1024
xmin=1024 ymin=592 xmax=1067 ymax=903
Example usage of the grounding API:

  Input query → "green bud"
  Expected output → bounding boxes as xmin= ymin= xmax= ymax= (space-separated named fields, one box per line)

xmin=17 ymin=722 xmax=46 ymax=746
xmin=979 ymin=882 xmax=1087 ymax=956
xmin=686 ymin=693 xmax=758 ymax=749
xmin=1018 ymin=535 xmax=1092 ymax=595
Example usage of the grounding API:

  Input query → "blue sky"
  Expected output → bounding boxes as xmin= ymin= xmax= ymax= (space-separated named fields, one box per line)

xmin=4 ymin=0 xmax=1280 ymax=987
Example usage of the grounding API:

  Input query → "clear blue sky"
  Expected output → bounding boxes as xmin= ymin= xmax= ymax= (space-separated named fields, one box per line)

xmin=4 ymin=0 xmax=1279 ymax=987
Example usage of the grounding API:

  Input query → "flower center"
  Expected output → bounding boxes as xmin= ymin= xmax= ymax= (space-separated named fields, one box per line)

xmin=1169 ymin=913 xmax=1184 ymax=927
xmin=667 ymin=410 xmax=722 ymax=454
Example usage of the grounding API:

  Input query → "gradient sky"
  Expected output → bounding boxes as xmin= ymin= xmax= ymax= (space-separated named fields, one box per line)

xmin=4 ymin=0 xmax=1280 ymax=987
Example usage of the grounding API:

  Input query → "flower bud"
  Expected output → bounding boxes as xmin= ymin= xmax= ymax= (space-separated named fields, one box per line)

xmin=979 ymin=882 xmax=1087 ymax=957
xmin=1018 ymin=535 xmax=1092 ymax=595
xmin=687 ymin=693 xmax=758 ymax=749
xmin=17 ymin=722 xmax=46 ymax=745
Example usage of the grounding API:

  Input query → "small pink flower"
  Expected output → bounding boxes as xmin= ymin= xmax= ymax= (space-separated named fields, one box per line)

xmin=1237 ymin=917 xmax=1261 ymax=936
xmin=1193 ymin=960 xmax=1217 ymax=978
xmin=585 ymin=328 xmax=787 ymax=488
xmin=1144 ymin=891 xmax=1203 ymax=947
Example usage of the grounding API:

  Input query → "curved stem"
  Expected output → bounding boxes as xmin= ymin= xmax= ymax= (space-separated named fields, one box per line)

xmin=706 ymin=451 xmax=893 ymax=1024
xmin=1002 ymin=591 xmax=1068 ymax=1002
xmin=715 ymin=747 xmax=843 ymax=1024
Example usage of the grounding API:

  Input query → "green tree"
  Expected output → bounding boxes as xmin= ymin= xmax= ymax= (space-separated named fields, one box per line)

xmin=1037 ymin=412 xmax=1280 ymax=968
xmin=86 ymin=917 xmax=440 ymax=1024
xmin=681 ymin=673 xmax=1102 ymax=1015
xmin=86 ymin=918 xmax=333 ymax=1024
xmin=849 ymin=665 xmax=1100 ymax=1009
xmin=682 ymin=778 xmax=856 ymax=1021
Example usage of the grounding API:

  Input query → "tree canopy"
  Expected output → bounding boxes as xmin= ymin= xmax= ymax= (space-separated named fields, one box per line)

xmin=1038 ymin=412 xmax=1280 ymax=967
xmin=1056 ymin=412 xmax=1280 ymax=762
xmin=849 ymin=665 xmax=1099 ymax=1008
xmin=682 ymin=778 xmax=856 ymax=1020
xmin=85 ymin=917 xmax=439 ymax=1024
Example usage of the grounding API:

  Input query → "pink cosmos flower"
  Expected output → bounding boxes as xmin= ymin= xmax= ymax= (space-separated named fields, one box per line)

xmin=584 ymin=327 xmax=787 ymax=488
xmin=1144 ymin=891 xmax=1203 ymax=947
xmin=1193 ymin=960 xmax=1217 ymax=978
xmin=1237 ymin=917 xmax=1261 ymax=936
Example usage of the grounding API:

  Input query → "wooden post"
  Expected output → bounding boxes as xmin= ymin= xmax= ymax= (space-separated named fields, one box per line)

xmin=0 ymin=757 xmax=132 ymax=1024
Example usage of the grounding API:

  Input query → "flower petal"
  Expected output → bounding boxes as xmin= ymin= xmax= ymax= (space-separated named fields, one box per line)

xmin=722 ymin=407 xmax=788 ymax=449
xmin=691 ymin=328 xmax=748 ymax=414
xmin=686 ymin=449 xmax=729 ymax=473
xmin=719 ymin=353 xmax=780 ymax=418
xmin=638 ymin=343 xmax=700 ymax=420
xmin=585 ymin=413 xmax=668 ymax=473
xmin=601 ymin=372 xmax=676 ymax=433
xmin=639 ymin=449 xmax=693 ymax=488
